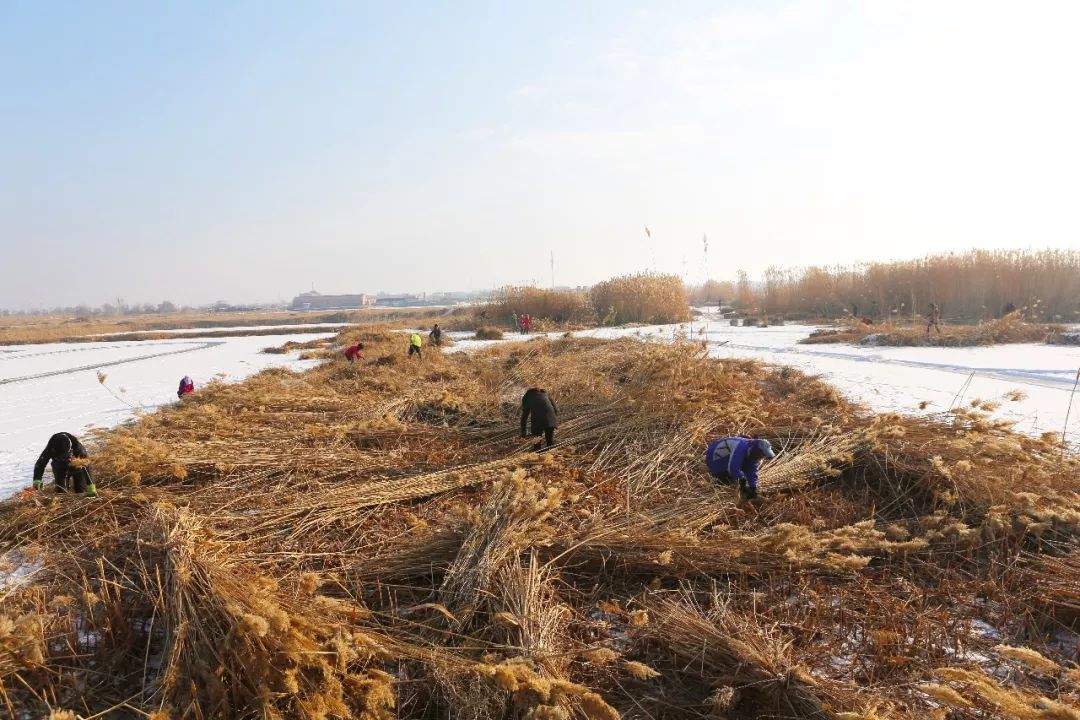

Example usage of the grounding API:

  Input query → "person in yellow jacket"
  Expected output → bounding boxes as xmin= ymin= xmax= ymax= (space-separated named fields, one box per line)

xmin=408 ymin=332 xmax=423 ymax=360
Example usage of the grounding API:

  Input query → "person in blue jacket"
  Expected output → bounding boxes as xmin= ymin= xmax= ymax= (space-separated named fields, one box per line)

xmin=705 ymin=436 xmax=775 ymax=500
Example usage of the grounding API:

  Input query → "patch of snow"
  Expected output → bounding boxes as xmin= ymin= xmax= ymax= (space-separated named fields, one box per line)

xmin=969 ymin=618 xmax=1004 ymax=643
xmin=827 ymin=655 xmax=854 ymax=672
xmin=1047 ymin=626 xmax=1080 ymax=663
xmin=90 ymin=322 xmax=350 ymax=337
xmin=0 ymin=550 xmax=43 ymax=591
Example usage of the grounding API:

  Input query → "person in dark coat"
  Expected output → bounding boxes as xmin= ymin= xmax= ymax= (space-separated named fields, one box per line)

xmin=33 ymin=432 xmax=97 ymax=496
xmin=429 ymin=324 xmax=443 ymax=346
xmin=926 ymin=303 xmax=942 ymax=335
xmin=177 ymin=375 xmax=195 ymax=398
xmin=520 ymin=388 xmax=557 ymax=450
xmin=704 ymin=436 xmax=774 ymax=500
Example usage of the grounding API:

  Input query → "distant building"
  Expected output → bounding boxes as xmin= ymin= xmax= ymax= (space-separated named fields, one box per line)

xmin=428 ymin=290 xmax=487 ymax=304
xmin=212 ymin=300 xmax=264 ymax=313
xmin=374 ymin=293 xmax=425 ymax=307
xmin=290 ymin=291 xmax=376 ymax=311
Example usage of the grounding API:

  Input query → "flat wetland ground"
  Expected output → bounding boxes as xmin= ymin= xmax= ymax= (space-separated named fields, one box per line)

xmin=1 ymin=322 xmax=1079 ymax=719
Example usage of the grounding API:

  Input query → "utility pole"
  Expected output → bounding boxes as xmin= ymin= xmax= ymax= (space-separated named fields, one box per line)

xmin=550 ymin=251 xmax=555 ymax=289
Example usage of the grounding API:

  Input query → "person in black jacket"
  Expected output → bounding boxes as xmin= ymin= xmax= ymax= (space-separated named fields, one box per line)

xmin=32 ymin=432 xmax=97 ymax=496
xmin=520 ymin=388 xmax=557 ymax=450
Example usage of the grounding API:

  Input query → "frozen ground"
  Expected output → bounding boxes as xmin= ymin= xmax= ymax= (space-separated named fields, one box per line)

xmin=447 ymin=311 xmax=1080 ymax=448
xmin=0 ymin=331 xmax=334 ymax=498
xmin=90 ymin=322 xmax=350 ymax=337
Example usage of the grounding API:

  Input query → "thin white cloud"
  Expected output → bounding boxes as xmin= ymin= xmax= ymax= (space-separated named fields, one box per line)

xmin=491 ymin=0 xmax=1080 ymax=280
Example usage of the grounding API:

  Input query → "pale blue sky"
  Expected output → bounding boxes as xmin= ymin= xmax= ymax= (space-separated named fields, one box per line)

xmin=2 ymin=1 xmax=1078 ymax=308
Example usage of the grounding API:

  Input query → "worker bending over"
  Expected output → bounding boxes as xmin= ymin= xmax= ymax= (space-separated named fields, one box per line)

xmin=344 ymin=342 xmax=364 ymax=362
xmin=705 ymin=436 xmax=775 ymax=501
xmin=520 ymin=388 xmax=558 ymax=450
xmin=177 ymin=375 xmax=195 ymax=398
xmin=408 ymin=333 xmax=423 ymax=360
xmin=33 ymin=432 xmax=97 ymax=497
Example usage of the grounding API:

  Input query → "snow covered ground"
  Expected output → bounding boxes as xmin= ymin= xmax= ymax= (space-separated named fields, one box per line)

xmin=447 ymin=312 xmax=1080 ymax=448
xmin=0 ymin=331 xmax=334 ymax=498
xmin=90 ymin=322 xmax=350 ymax=337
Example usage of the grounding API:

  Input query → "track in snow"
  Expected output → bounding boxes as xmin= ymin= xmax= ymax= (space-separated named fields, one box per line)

xmin=720 ymin=341 xmax=1077 ymax=391
xmin=0 ymin=341 xmax=225 ymax=386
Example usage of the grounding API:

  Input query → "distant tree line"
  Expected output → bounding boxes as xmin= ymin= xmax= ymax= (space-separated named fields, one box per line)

xmin=0 ymin=299 xmax=275 ymax=318
xmin=689 ymin=249 xmax=1080 ymax=323
xmin=0 ymin=300 xmax=181 ymax=318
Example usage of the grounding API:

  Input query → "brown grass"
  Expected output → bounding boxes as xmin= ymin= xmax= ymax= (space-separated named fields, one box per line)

xmin=0 ymin=310 xmax=352 ymax=344
xmin=759 ymin=248 xmax=1080 ymax=323
xmin=481 ymin=287 xmax=594 ymax=328
xmin=0 ymin=328 xmax=1078 ymax=718
xmin=687 ymin=279 xmax=737 ymax=307
xmin=474 ymin=326 xmax=505 ymax=340
xmin=479 ymin=275 xmax=694 ymax=330
xmin=802 ymin=312 xmax=1068 ymax=346
xmin=0 ymin=306 xmax=476 ymax=345
xmin=590 ymin=272 xmax=690 ymax=325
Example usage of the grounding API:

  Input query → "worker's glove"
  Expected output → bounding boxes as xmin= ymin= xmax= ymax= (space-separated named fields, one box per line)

xmin=85 ymin=483 xmax=98 ymax=498
xmin=32 ymin=478 xmax=43 ymax=491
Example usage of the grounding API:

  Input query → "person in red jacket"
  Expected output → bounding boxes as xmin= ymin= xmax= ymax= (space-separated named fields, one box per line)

xmin=177 ymin=376 xmax=194 ymax=398
xmin=521 ymin=314 xmax=532 ymax=334
xmin=344 ymin=342 xmax=364 ymax=362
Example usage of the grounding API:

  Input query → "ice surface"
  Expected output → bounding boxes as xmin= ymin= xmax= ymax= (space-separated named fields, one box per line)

xmin=90 ymin=322 xmax=350 ymax=337
xmin=0 ymin=332 xmax=334 ymax=499
xmin=0 ymin=550 xmax=42 ymax=591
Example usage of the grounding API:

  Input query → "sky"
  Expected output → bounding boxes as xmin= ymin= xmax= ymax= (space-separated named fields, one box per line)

xmin=2 ymin=0 xmax=1079 ymax=309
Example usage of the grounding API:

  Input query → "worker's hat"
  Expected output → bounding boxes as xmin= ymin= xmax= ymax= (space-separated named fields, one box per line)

xmin=755 ymin=439 xmax=776 ymax=459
